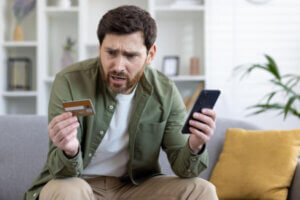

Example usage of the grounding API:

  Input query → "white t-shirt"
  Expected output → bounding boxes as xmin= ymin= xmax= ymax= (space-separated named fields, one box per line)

xmin=82 ymin=88 xmax=136 ymax=177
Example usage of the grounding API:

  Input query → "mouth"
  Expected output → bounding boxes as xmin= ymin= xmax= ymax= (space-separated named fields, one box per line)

xmin=110 ymin=75 xmax=127 ymax=84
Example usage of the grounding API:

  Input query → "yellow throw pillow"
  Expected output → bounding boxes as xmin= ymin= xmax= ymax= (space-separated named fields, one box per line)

xmin=210 ymin=129 xmax=300 ymax=200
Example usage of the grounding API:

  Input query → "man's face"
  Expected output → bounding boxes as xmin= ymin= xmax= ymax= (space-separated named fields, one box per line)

xmin=99 ymin=31 xmax=156 ymax=94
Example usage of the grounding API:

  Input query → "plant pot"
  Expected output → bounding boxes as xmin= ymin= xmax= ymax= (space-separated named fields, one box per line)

xmin=13 ymin=24 xmax=24 ymax=41
xmin=61 ymin=50 xmax=73 ymax=69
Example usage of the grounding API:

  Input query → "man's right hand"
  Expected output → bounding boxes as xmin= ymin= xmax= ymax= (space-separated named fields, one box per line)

xmin=48 ymin=112 xmax=80 ymax=158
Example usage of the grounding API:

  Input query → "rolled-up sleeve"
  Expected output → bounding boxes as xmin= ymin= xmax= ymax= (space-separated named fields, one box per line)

xmin=162 ymin=83 xmax=208 ymax=178
xmin=47 ymin=74 xmax=83 ymax=178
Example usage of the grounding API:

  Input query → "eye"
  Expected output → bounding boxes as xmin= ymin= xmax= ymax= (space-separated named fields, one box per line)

xmin=107 ymin=50 xmax=117 ymax=56
xmin=127 ymin=54 xmax=136 ymax=59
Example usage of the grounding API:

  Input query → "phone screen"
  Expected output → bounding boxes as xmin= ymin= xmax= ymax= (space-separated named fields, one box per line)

xmin=181 ymin=89 xmax=220 ymax=134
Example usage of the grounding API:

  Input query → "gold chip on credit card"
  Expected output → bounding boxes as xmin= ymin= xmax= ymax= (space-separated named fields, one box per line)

xmin=62 ymin=99 xmax=95 ymax=117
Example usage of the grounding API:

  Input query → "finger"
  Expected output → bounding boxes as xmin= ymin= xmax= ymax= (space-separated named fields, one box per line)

xmin=58 ymin=129 xmax=77 ymax=148
xmin=52 ymin=116 xmax=78 ymax=136
xmin=202 ymin=109 xmax=216 ymax=122
xmin=189 ymin=127 xmax=209 ymax=143
xmin=54 ymin=122 xmax=79 ymax=143
xmin=193 ymin=112 xmax=215 ymax=129
xmin=189 ymin=120 xmax=213 ymax=137
xmin=49 ymin=112 xmax=73 ymax=130
xmin=55 ymin=122 xmax=79 ymax=143
xmin=48 ymin=124 xmax=54 ymax=139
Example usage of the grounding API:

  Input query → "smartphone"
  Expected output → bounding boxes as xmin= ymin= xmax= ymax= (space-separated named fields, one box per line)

xmin=181 ymin=89 xmax=221 ymax=134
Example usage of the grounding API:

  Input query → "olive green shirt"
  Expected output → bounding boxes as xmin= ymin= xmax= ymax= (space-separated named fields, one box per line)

xmin=24 ymin=57 xmax=208 ymax=200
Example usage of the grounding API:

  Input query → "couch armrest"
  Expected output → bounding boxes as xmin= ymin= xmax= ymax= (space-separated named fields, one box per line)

xmin=288 ymin=158 xmax=300 ymax=200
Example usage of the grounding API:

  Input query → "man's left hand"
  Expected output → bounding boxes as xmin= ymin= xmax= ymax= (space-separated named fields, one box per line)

xmin=188 ymin=108 xmax=216 ymax=154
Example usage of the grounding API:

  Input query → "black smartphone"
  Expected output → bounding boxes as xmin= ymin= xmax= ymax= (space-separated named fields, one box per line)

xmin=181 ymin=89 xmax=221 ymax=134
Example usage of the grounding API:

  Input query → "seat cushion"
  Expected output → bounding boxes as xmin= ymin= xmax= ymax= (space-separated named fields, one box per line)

xmin=210 ymin=128 xmax=300 ymax=200
xmin=0 ymin=115 xmax=48 ymax=200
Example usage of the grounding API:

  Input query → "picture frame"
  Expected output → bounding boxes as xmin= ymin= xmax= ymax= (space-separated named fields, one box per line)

xmin=7 ymin=58 xmax=32 ymax=91
xmin=162 ymin=56 xmax=179 ymax=77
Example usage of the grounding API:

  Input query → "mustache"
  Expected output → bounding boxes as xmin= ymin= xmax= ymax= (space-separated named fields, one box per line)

xmin=108 ymin=71 xmax=128 ymax=78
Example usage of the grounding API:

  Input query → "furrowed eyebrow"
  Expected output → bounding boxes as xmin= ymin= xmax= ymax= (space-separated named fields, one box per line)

xmin=104 ymin=48 xmax=140 ymax=56
xmin=123 ymin=51 xmax=140 ymax=57
xmin=105 ymin=48 xmax=117 ymax=52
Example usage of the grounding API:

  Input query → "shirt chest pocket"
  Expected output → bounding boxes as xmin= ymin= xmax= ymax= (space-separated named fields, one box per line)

xmin=139 ymin=120 xmax=166 ymax=134
xmin=136 ymin=120 xmax=167 ymax=150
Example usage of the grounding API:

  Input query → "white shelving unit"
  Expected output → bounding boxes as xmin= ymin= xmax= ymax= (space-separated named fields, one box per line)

xmin=2 ymin=91 xmax=38 ymax=97
xmin=2 ymin=41 xmax=38 ymax=47
xmin=170 ymin=75 xmax=205 ymax=82
xmin=45 ymin=7 xmax=79 ymax=13
xmin=155 ymin=5 xmax=205 ymax=12
xmin=0 ymin=0 xmax=206 ymax=115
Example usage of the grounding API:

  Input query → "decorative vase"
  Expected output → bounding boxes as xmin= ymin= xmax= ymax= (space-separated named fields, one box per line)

xmin=190 ymin=57 xmax=200 ymax=75
xmin=55 ymin=0 xmax=72 ymax=8
xmin=13 ymin=24 xmax=24 ymax=41
xmin=61 ymin=50 xmax=73 ymax=69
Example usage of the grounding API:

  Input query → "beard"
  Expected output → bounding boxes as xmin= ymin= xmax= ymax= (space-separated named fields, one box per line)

xmin=101 ymin=64 xmax=145 ymax=94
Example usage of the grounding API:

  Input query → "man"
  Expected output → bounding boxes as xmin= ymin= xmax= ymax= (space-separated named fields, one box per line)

xmin=25 ymin=5 xmax=218 ymax=200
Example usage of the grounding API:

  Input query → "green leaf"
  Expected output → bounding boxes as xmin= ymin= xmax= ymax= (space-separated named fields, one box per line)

xmin=248 ymin=103 xmax=283 ymax=110
xmin=246 ymin=109 xmax=268 ymax=117
xmin=234 ymin=64 xmax=270 ymax=80
xmin=270 ymin=79 xmax=295 ymax=96
xmin=265 ymin=91 xmax=277 ymax=104
xmin=246 ymin=103 xmax=283 ymax=117
xmin=233 ymin=54 xmax=300 ymax=119
xmin=285 ymin=77 xmax=296 ymax=88
xmin=284 ymin=96 xmax=296 ymax=119
xmin=264 ymin=54 xmax=281 ymax=80
xmin=289 ymin=78 xmax=300 ymax=90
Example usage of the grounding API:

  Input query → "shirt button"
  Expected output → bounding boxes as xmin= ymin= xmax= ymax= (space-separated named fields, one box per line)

xmin=88 ymin=153 xmax=92 ymax=157
xmin=99 ymin=130 xmax=104 ymax=135
xmin=191 ymin=157 xmax=197 ymax=162
xmin=33 ymin=193 xmax=37 ymax=197
xmin=109 ymin=105 xmax=114 ymax=110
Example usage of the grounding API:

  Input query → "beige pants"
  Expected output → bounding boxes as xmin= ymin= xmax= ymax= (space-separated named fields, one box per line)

xmin=40 ymin=175 xmax=218 ymax=200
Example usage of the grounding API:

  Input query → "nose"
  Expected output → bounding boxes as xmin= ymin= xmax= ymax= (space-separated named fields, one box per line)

xmin=113 ymin=55 xmax=126 ymax=72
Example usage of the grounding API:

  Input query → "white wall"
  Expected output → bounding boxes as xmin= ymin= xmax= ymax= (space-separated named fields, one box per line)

xmin=206 ymin=0 xmax=300 ymax=129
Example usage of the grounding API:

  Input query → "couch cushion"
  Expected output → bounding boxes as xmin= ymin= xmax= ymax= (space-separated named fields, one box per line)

xmin=200 ymin=117 xmax=260 ymax=180
xmin=159 ymin=117 xmax=260 ymax=180
xmin=0 ymin=115 xmax=48 ymax=200
xmin=210 ymin=128 xmax=300 ymax=200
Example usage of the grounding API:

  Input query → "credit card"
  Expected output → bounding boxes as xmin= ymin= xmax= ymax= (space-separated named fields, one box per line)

xmin=62 ymin=99 xmax=95 ymax=117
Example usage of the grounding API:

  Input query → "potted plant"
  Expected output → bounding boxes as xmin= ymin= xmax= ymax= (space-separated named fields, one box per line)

xmin=234 ymin=54 xmax=300 ymax=120
xmin=12 ymin=0 xmax=36 ymax=41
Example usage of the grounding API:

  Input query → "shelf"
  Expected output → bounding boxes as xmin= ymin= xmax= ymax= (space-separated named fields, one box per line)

xmin=45 ymin=7 xmax=79 ymax=13
xmin=0 ymin=0 xmax=207 ymax=115
xmin=2 ymin=91 xmax=37 ymax=97
xmin=155 ymin=5 xmax=205 ymax=12
xmin=2 ymin=41 xmax=38 ymax=47
xmin=170 ymin=75 xmax=205 ymax=82
xmin=46 ymin=7 xmax=79 ymax=18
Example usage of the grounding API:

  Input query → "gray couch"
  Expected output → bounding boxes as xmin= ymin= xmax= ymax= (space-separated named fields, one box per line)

xmin=0 ymin=115 xmax=299 ymax=200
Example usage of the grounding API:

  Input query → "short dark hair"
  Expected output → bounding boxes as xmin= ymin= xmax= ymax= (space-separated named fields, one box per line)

xmin=97 ymin=5 xmax=157 ymax=52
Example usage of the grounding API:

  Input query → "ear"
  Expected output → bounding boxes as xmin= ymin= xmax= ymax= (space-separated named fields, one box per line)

xmin=146 ymin=44 xmax=156 ymax=65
